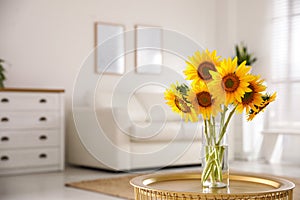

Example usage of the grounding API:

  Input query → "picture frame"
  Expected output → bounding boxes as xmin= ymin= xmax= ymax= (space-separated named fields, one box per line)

xmin=95 ymin=22 xmax=125 ymax=75
xmin=135 ymin=25 xmax=162 ymax=74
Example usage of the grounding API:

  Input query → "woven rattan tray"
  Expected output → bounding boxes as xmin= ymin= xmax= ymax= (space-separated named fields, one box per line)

xmin=130 ymin=172 xmax=295 ymax=200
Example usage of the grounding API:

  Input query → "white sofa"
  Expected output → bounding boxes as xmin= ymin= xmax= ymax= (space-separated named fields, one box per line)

xmin=67 ymin=91 xmax=202 ymax=171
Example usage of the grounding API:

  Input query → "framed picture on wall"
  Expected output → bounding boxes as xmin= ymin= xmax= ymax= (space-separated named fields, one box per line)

xmin=95 ymin=22 xmax=125 ymax=74
xmin=135 ymin=25 xmax=162 ymax=74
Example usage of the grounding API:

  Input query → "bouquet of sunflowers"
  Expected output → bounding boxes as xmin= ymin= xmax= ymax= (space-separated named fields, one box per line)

xmin=164 ymin=49 xmax=276 ymax=187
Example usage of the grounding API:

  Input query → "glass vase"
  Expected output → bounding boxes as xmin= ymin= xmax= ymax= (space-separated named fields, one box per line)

xmin=201 ymin=124 xmax=229 ymax=188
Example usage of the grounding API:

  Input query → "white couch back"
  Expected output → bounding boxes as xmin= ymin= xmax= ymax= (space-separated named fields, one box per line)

xmin=94 ymin=91 xmax=201 ymax=142
xmin=134 ymin=91 xmax=181 ymax=122
xmin=95 ymin=91 xmax=182 ymax=123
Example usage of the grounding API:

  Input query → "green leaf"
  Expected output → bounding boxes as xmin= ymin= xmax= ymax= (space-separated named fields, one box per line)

xmin=0 ymin=59 xmax=6 ymax=87
xmin=234 ymin=42 xmax=257 ymax=65
xmin=235 ymin=45 xmax=240 ymax=59
xmin=0 ymin=73 xmax=6 ymax=80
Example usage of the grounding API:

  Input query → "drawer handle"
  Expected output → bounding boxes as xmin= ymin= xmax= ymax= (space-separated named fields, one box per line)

xmin=1 ymin=155 xmax=9 ymax=161
xmin=1 ymin=136 xmax=9 ymax=142
xmin=1 ymin=117 xmax=9 ymax=122
xmin=39 ymin=117 xmax=47 ymax=122
xmin=39 ymin=153 xmax=47 ymax=159
xmin=39 ymin=99 xmax=47 ymax=103
xmin=39 ymin=135 xmax=47 ymax=140
xmin=1 ymin=98 xmax=9 ymax=103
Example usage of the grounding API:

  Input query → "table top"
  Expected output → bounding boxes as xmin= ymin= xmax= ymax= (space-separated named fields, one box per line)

xmin=130 ymin=171 xmax=295 ymax=199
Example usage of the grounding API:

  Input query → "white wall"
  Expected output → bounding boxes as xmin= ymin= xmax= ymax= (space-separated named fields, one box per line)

xmin=0 ymin=0 xmax=218 ymax=93
xmin=0 ymin=0 xmax=218 ymax=157
xmin=1 ymin=0 xmax=277 ymax=162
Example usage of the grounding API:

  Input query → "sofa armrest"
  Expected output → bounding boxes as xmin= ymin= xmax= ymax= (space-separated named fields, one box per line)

xmin=72 ymin=106 xmax=131 ymax=170
xmin=95 ymin=107 xmax=132 ymax=150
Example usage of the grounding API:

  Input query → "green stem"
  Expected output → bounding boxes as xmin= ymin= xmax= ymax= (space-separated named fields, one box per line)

xmin=204 ymin=119 xmax=209 ymax=145
xmin=220 ymin=105 xmax=228 ymax=135
xmin=216 ymin=105 xmax=237 ymax=146
xmin=217 ymin=146 xmax=225 ymax=181
xmin=202 ymin=106 xmax=234 ymax=185
xmin=202 ymin=145 xmax=225 ymax=184
xmin=201 ymin=153 xmax=214 ymax=181
xmin=212 ymin=117 xmax=216 ymax=144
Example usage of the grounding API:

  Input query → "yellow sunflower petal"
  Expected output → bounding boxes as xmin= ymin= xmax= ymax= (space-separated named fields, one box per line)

xmin=235 ymin=61 xmax=251 ymax=76
xmin=184 ymin=49 xmax=221 ymax=86
xmin=235 ymin=74 xmax=267 ymax=113
xmin=188 ymin=84 xmax=221 ymax=120
xmin=208 ymin=57 xmax=254 ymax=106
xmin=164 ymin=83 xmax=199 ymax=122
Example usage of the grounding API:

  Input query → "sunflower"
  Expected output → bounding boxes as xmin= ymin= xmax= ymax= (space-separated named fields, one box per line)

xmin=208 ymin=57 xmax=254 ymax=106
xmin=247 ymin=92 xmax=277 ymax=121
xmin=184 ymin=49 xmax=221 ymax=86
xmin=187 ymin=83 xmax=221 ymax=120
xmin=236 ymin=75 xmax=266 ymax=113
xmin=164 ymin=83 xmax=198 ymax=122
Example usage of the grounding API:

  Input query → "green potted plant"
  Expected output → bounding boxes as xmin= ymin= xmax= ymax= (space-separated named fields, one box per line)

xmin=0 ymin=59 xmax=6 ymax=88
xmin=235 ymin=42 xmax=257 ymax=65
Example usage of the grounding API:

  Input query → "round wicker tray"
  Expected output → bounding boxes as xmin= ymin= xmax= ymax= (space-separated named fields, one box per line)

xmin=130 ymin=171 xmax=295 ymax=200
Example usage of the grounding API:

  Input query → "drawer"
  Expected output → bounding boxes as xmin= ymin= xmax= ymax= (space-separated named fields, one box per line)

xmin=0 ymin=148 xmax=60 ymax=169
xmin=0 ymin=92 xmax=61 ymax=110
xmin=0 ymin=130 xmax=60 ymax=149
xmin=0 ymin=111 xmax=60 ymax=129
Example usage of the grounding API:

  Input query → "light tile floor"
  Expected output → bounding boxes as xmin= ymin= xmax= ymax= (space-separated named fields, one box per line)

xmin=0 ymin=161 xmax=299 ymax=200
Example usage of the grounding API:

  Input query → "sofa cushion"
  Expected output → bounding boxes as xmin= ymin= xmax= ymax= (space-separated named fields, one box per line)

xmin=95 ymin=92 xmax=149 ymax=122
xmin=134 ymin=91 xmax=182 ymax=122
xmin=94 ymin=91 xmax=183 ymax=123
xmin=127 ymin=94 xmax=148 ymax=122
xmin=129 ymin=121 xmax=201 ymax=142
xmin=95 ymin=92 xmax=113 ymax=108
xmin=182 ymin=121 xmax=202 ymax=141
xmin=129 ymin=121 xmax=183 ymax=142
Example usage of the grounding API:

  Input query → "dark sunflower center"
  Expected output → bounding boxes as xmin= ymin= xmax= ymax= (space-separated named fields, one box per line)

xmin=197 ymin=61 xmax=216 ymax=80
xmin=196 ymin=91 xmax=212 ymax=107
xmin=222 ymin=73 xmax=240 ymax=92
xmin=174 ymin=96 xmax=191 ymax=113
xmin=242 ymin=85 xmax=254 ymax=104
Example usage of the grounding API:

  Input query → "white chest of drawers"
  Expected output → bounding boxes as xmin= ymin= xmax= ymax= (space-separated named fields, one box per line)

xmin=0 ymin=88 xmax=65 ymax=175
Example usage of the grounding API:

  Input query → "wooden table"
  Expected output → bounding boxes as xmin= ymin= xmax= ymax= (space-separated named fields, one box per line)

xmin=130 ymin=172 xmax=295 ymax=200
